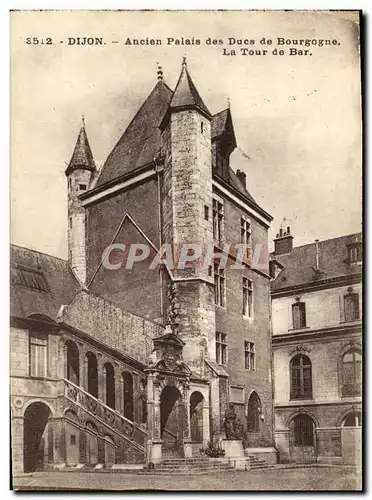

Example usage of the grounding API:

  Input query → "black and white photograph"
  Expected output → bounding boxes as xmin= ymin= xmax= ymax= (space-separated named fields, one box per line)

xmin=9 ymin=9 xmax=362 ymax=491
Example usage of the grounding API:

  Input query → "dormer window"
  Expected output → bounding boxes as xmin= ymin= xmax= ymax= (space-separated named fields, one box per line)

xmin=348 ymin=244 xmax=362 ymax=264
xmin=79 ymin=184 xmax=87 ymax=191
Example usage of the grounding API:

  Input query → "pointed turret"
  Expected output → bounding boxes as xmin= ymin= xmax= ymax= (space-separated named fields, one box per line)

xmin=65 ymin=117 xmax=95 ymax=286
xmin=65 ymin=118 xmax=96 ymax=176
xmin=169 ymin=57 xmax=211 ymax=119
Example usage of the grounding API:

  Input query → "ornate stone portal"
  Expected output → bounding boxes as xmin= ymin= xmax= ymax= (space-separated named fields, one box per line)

xmin=145 ymin=328 xmax=192 ymax=463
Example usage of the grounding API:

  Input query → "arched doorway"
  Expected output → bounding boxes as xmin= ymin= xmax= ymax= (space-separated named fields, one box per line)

xmin=23 ymin=402 xmax=51 ymax=472
xmin=66 ymin=340 xmax=79 ymax=386
xmin=341 ymin=411 xmax=362 ymax=465
xmin=122 ymin=372 xmax=133 ymax=421
xmin=104 ymin=362 xmax=115 ymax=410
xmin=289 ymin=413 xmax=316 ymax=463
xmin=85 ymin=352 xmax=98 ymax=398
xmin=190 ymin=391 xmax=204 ymax=443
xmin=160 ymin=385 xmax=183 ymax=455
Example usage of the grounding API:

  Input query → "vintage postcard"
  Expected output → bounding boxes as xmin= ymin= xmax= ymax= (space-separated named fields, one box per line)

xmin=10 ymin=10 xmax=362 ymax=491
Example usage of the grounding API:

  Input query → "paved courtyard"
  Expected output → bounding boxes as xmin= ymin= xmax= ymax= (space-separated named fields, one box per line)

xmin=13 ymin=466 xmax=362 ymax=491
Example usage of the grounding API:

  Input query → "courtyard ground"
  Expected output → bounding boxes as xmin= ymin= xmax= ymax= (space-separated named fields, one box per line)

xmin=12 ymin=465 xmax=362 ymax=491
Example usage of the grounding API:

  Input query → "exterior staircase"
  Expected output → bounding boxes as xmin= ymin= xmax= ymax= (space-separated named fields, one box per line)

xmin=63 ymin=378 xmax=147 ymax=465
xmin=247 ymin=455 xmax=269 ymax=470
xmin=141 ymin=457 xmax=235 ymax=475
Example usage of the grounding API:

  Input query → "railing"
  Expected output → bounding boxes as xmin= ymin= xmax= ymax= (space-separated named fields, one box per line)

xmin=63 ymin=378 xmax=147 ymax=452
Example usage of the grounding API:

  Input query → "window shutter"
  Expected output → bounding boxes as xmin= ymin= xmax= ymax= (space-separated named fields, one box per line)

xmin=288 ymin=304 xmax=293 ymax=330
xmin=339 ymin=293 xmax=345 ymax=323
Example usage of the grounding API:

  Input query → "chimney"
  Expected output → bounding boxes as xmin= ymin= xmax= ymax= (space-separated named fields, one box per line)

xmin=274 ymin=225 xmax=294 ymax=256
xmin=236 ymin=169 xmax=247 ymax=188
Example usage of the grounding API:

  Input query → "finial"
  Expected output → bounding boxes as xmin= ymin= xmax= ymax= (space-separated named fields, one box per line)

xmin=227 ymin=97 xmax=231 ymax=109
xmin=182 ymin=56 xmax=187 ymax=69
xmin=157 ymin=62 xmax=163 ymax=81
xmin=81 ymin=114 xmax=85 ymax=128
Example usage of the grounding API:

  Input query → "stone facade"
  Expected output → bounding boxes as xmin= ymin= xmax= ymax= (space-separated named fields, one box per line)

xmin=271 ymin=233 xmax=362 ymax=465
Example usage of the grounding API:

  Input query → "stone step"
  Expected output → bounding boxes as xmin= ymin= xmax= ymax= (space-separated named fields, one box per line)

xmin=152 ymin=464 xmax=231 ymax=471
xmin=140 ymin=467 xmax=235 ymax=475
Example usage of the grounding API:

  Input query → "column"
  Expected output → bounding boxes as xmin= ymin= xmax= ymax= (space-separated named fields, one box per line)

xmin=79 ymin=350 xmax=86 ymax=391
xmin=182 ymin=384 xmax=192 ymax=458
xmin=148 ymin=379 xmax=162 ymax=464
xmin=63 ymin=343 xmax=68 ymax=380
xmin=202 ymin=401 xmax=211 ymax=446
xmin=115 ymin=367 xmax=122 ymax=414
xmin=98 ymin=359 xmax=105 ymax=403
xmin=11 ymin=416 xmax=24 ymax=475
xmin=146 ymin=375 xmax=154 ymax=440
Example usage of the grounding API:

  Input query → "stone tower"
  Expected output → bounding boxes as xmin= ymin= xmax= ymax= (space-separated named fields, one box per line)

xmin=65 ymin=118 xmax=96 ymax=285
xmin=160 ymin=59 xmax=216 ymax=373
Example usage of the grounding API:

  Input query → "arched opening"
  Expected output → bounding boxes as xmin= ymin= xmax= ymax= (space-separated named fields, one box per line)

xmin=122 ymin=372 xmax=133 ymax=421
xmin=190 ymin=391 xmax=204 ymax=443
xmin=85 ymin=352 xmax=98 ymax=399
xmin=160 ymin=385 xmax=183 ymax=455
xmin=85 ymin=421 xmax=98 ymax=465
xmin=23 ymin=402 xmax=51 ymax=472
xmin=140 ymin=378 xmax=147 ymax=424
xmin=342 ymin=411 xmax=362 ymax=427
xmin=289 ymin=413 xmax=316 ymax=463
xmin=66 ymin=340 xmax=79 ymax=385
xmin=247 ymin=391 xmax=261 ymax=433
xmin=104 ymin=362 xmax=115 ymax=410
xmin=290 ymin=354 xmax=312 ymax=400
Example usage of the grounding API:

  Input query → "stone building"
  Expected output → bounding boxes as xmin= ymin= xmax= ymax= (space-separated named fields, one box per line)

xmin=10 ymin=60 xmax=276 ymax=474
xmin=270 ymin=229 xmax=362 ymax=465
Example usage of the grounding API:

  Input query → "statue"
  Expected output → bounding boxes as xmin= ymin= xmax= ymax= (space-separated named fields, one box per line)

xmin=223 ymin=403 xmax=237 ymax=439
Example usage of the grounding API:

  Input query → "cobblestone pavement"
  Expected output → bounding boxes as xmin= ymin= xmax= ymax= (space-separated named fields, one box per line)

xmin=13 ymin=466 xmax=362 ymax=491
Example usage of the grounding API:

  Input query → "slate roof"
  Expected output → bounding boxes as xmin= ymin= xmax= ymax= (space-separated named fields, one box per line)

xmin=65 ymin=124 xmax=96 ymax=176
xmin=95 ymin=69 xmax=258 ymax=207
xmin=10 ymin=245 xmax=81 ymax=320
xmin=272 ymin=233 xmax=362 ymax=292
xmin=96 ymin=80 xmax=173 ymax=187
xmin=169 ymin=64 xmax=211 ymax=117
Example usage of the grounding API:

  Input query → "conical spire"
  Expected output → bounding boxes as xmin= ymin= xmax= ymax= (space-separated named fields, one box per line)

xmin=65 ymin=117 xmax=96 ymax=176
xmin=169 ymin=57 xmax=211 ymax=119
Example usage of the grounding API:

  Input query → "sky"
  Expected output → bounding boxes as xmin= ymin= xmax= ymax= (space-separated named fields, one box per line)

xmin=10 ymin=10 xmax=362 ymax=258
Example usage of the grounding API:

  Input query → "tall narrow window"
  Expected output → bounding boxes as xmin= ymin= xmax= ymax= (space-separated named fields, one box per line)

xmin=214 ymin=264 xmax=226 ymax=307
xmin=241 ymin=217 xmax=251 ymax=259
xmin=244 ymin=341 xmax=255 ymax=370
xmin=216 ymin=332 xmax=227 ymax=364
xmin=29 ymin=331 xmax=48 ymax=378
xmin=213 ymin=198 xmax=224 ymax=242
xmin=290 ymin=354 xmax=312 ymax=400
xmin=342 ymin=349 xmax=362 ymax=396
xmin=292 ymin=302 xmax=306 ymax=329
xmin=344 ymin=293 xmax=360 ymax=322
xmin=243 ymin=277 xmax=253 ymax=317
xmin=348 ymin=243 xmax=362 ymax=263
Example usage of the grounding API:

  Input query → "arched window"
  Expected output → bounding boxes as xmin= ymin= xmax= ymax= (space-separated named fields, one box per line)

xmin=290 ymin=354 xmax=312 ymax=400
xmin=293 ymin=414 xmax=315 ymax=446
xmin=342 ymin=349 xmax=362 ymax=396
xmin=65 ymin=340 xmax=79 ymax=385
xmin=85 ymin=352 xmax=98 ymax=399
xmin=342 ymin=411 xmax=362 ymax=427
xmin=247 ymin=392 xmax=261 ymax=432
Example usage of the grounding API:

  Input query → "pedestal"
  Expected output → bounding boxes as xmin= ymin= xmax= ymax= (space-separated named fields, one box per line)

xmin=183 ymin=439 xmax=192 ymax=458
xmin=148 ymin=440 xmax=163 ymax=464
xmin=221 ymin=439 xmax=244 ymax=458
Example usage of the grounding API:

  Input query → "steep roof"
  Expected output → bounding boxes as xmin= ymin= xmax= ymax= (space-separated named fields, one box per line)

xmin=10 ymin=245 xmax=81 ymax=320
xmin=272 ymin=233 xmax=362 ymax=291
xmin=65 ymin=123 xmax=96 ymax=176
xmin=96 ymin=80 xmax=173 ymax=187
xmin=169 ymin=63 xmax=211 ymax=117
